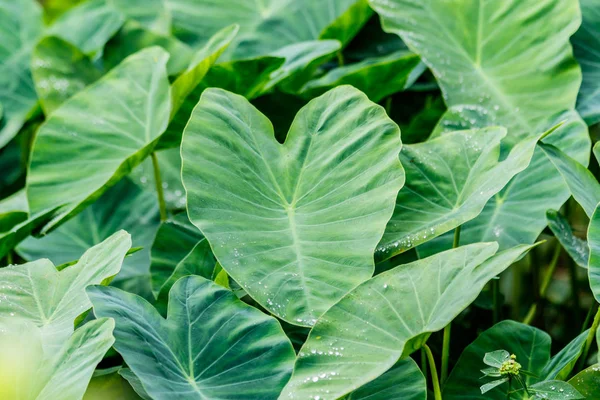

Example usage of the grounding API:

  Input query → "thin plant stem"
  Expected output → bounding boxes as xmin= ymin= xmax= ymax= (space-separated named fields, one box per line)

xmin=506 ymin=376 xmax=511 ymax=400
xmin=385 ymin=97 xmax=393 ymax=115
xmin=523 ymin=245 xmax=561 ymax=325
xmin=578 ymin=304 xmax=600 ymax=371
xmin=441 ymin=226 xmax=461 ymax=383
xmin=151 ymin=152 xmax=168 ymax=222
xmin=492 ymin=278 xmax=500 ymax=324
xmin=421 ymin=348 xmax=428 ymax=387
xmin=567 ymin=257 xmax=581 ymax=324
xmin=581 ymin=303 xmax=598 ymax=334
xmin=423 ymin=344 xmax=442 ymax=400
xmin=336 ymin=51 xmax=344 ymax=67
xmin=6 ymin=251 xmax=13 ymax=265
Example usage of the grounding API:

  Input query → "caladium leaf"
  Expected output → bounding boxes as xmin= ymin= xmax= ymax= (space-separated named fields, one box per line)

xmin=0 ymin=230 xmax=130 ymax=351
xmin=539 ymin=142 xmax=600 ymax=218
xmin=88 ymin=275 xmax=296 ymax=400
xmin=340 ymin=359 xmax=426 ymax=400
xmin=587 ymin=203 xmax=600 ymax=302
xmin=529 ymin=381 xmax=584 ymax=399
xmin=181 ymin=86 xmax=404 ymax=326
xmin=27 ymin=46 xmax=170 ymax=235
xmin=0 ymin=317 xmax=115 ymax=400
xmin=369 ymin=0 xmax=590 ymax=251
xmin=18 ymin=179 xmax=159 ymax=300
xmin=376 ymin=127 xmax=539 ymax=262
xmin=568 ymin=364 xmax=600 ymax=397
xmin=572 ymin=0 xmax=600 ymax=126
xmin=300 ymin=50 xmax=424 ymax=102
xmin=280 ymin=243 xmax=534 ymax=399
xmin=546 ymin=210 xmax=588 ymax=269
xmin=31 ymin=36 xmax=102 ymax=115
xmin=149 ymin=212 xmax=204 ymax=296
xmin=119 ymin=369 xmax=152 ymax=400
xmin=0 ymin=0 xmax=43 ymax=148
xmin=47 ymin=0 xmax=124 ymax=55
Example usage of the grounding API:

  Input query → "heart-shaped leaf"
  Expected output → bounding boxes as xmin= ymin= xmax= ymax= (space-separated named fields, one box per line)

xmin=27 ymin=46 xmax=170 ymax=235
xmin=0 ymin=0 xmax=43 ymax=148
xmin=181 ymin=86 xmax=404 ymax=326
xmin=572 ymin=0 xmax=600 ymax=126
xmin=376 ymin=127 xmax=539 ymax=262
xmin=88 ymin=275 xmax=296 ymax=400
xmin=280 ymin=243 xmax=534 ymax=399
xmin=31 ymin=36 xmax=102 ymax=115
xmin=369 ymin=0 xmax=590 ymax=250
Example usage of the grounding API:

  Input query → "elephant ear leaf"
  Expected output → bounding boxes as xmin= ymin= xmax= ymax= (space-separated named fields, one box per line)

xmin=181 ymin=86 xmax=404 ymax=326
xmin=88 ymin=275 xmax=296 ymax=400
xmin=27 ymin=46 xmax=171 ymax=235
xmin=281 ymin=243 xmax=534 ymax=399
xmin=0 ymin=231 xmax=131 ymax=400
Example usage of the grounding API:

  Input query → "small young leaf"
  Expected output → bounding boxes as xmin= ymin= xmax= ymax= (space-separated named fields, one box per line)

xmin=480 ymin=378 xmax=509 ymax=394
xmin=483 ymin=350 xmax=510 ymax=368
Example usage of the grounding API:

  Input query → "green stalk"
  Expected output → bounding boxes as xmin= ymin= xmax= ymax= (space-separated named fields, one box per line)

xmin=423 ymin=344 xmax=442 ymax=400
xmin=6 ymin=251 xmax=13 ymax=265
xmin=151 ymin=152 xmax=168 ymax=222
xmin=523 ymin=245 xmax=561 ymax=325
xmin=385 ymin=97 xmax=393 ymax=115
xmin=567 ymin=257 xmax=581 ymax=324
xmin=578 ymin=304 xmax=600 ymax=371
xmin=492 ymin=278 xmax=500 ymax=324
xmin=336 ymin=51 xmax=344 ymax=67
xmin=441 ymin=226 xmax=461 ymax=383
xmin=421 ymin=348 xmax=428 ymax=387
xmin=581 ymin=303 xmax=597 ymax=334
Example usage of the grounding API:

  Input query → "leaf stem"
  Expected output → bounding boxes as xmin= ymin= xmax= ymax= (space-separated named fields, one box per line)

xmin=492 ymin=278 xmax=500 ymax=324
xmin=452 ymin=225 xmax=461 ymax=248
xmin=151 ymin=152 xmax=168 ymax=222
xmin=578 ymin=303 xmax=600 ymax=371
xmin=523 ymin=245 xmax=561 ymax=325
xmin=336 ymin=51 xmax=344 ymax=67
xmin=423 ymin=344 xmax=442 ymax=400
xmin=581 ymin=302 xmax=597 ymax=334
xmin=385 ymin=97 xmax=393 ymax=115
xmin=421 ymin=348 xmax=428 ymax=387
xmin=441 ymin=226 xmax=461 ymax=383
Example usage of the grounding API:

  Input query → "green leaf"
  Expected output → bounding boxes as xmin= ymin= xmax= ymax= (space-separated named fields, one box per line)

xmin=480 ymin=378 xmax=509 ymax=395
xmin=300 ymin=50 xmax=424 ymax=102
xmin=181 ymin=86 xmax=404 ymax=326
xmin=539 ymin=142 xmax=600 ymax=218
xmin=27 ymin=46 xmax=170 ymax=235
xmin=18 ymin=179 xmax=159 ymax=300
xmin=341 ymin=359 xmax=426 ymax=400
xmin=587 ymin=203 xmax=600 ymax=302
xmin=572 ymin=0 xmax=600 ymax=126
xmin=546 ymin=210 xmax=589 ymax=269
xmin=280 ymin=243 xmax=534 ymax=399
xmin=0 ymin=189 xmax=28 ymax=233
xmin=149 ymin=212 xmax=204 ymax=296
xmin=568 ymin=364 xmax=600 ymax=398
xmin=88 ymin=276 xmax=296 ymax=400
xmin=376 ymin=127 xmax=539 ymax=262
xmin=444 ymin=321 xmax=551 ymax=399
xmin=31 ymin=36 xmax=102 ymax=115
xmin=119 ymin=369 xmax=152 ymax=400
xmin=109 ymin=0 xmax=170 ymax=35
xmin=484 ymin=350 xmax=511 ymax=368
xmin=0 ymin=0 xmax=43 ymax=148
xmin=369 ymin=0 xmax=590 ymax=250
xmin=541 ymin=330 xmax=589 ymax=381
xmin=529 ymin=380 xmax=584 ymax=399
xmin=47 ymin=0 xmax=124 ymax=55
xmin=0 ymin=230 xmax=130 ymax=351
xmin=83 ymin=368 xmax=142 ymax=400
xmin=0 ymin=318 xmax=115 ymax=400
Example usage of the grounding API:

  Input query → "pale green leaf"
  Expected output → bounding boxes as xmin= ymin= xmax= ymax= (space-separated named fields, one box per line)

xmin=587 ymin=203 xmax=600 ymax=302
xmin=181 ymin=86 xmax=404 ymax=326
xmin=546 ymin=210 xmax=589 ymax=269
xmin=483 ymin=350 xmax=510 ymax=368
xmin=529 ymin=381 xmax=584 ymax=399
xmin=281 ymin=243 xmax=534 ymax=399
xmin=480 ymin=378 xmax=509 ymax=395
xmin=88 ymin=276 xmax=296 ymax=400
xmin=83 ymin=368 xmax=142 ymax=400
xmin=541 ymin=329 xmax=589 ymax=381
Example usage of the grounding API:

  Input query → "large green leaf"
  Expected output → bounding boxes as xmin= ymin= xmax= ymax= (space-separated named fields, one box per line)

xmin=569 ymin=364 xmax=600 ymax=398
xmin=369 ymin=0 xmax=590 ymax=251
xmin=0 ymin=318 xmax=115 ymax=400
xmin=47 ymin=0 xmax=125 ymax=55
xmin=117 ymin=0 xmax=370 ymax=59
xmin=181 ymin=86 xmax=404 ymax=326
xmin=0 ymin=189 xmax=27 ymax=233
xmin=341 ymin=359 xmax=426 ymax=400
xmin=572 ymin=0 xmax=600 ymax=126
xmin=83 ymin=368 xmax=142 ymax=400
xmin=88 ymin=276 xmax=296 ymax=400
xmin=587 ymin=203 xmax=600 ymax=302
xmin=376 ymin=127 xmax=539 ymax=262
xmin=280 ymin=243 xmax=534 ymax=399
xmin=0 ymin=230 xmax=130 ymax=351
xmin=547 ymin=210 xmax=589 ymax=269
xmin=18 ymin=179 xmax=159 ymax=300
xmin=31 ymin=36 xmax=102 ymax=116
xmin=300 ymin=50 xmax=424 ymax=102
xmin=27 ymin=46 xmax=170 ymax=234
xmin=0 ymin=0 xmax=43 ymax=148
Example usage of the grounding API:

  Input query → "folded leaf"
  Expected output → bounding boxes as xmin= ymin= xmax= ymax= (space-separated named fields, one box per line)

xmin=281 ymin=243 xmax=534 ymax=399
xmin=88 ymin=276 xmax=296 ymax=400
xmin=181 ymin=86 xmax=404 ymax=326
xmin=587 ymin=203 xmax=600 ymax=302
xmin=547 ymin=210 xmax=589 ymax=269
